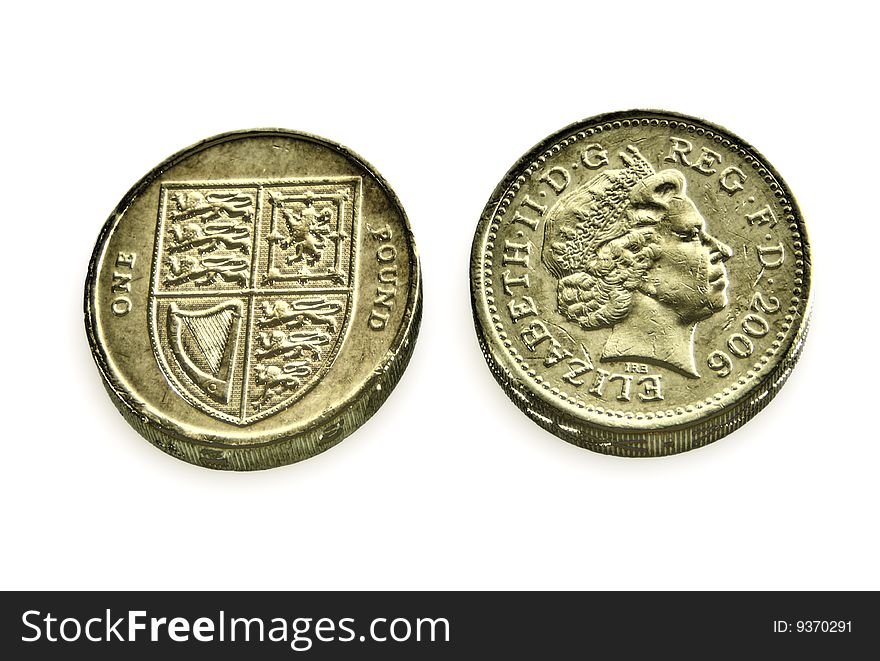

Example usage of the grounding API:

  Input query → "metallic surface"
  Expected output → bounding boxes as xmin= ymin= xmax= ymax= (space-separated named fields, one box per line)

xmin=86 ymin=130 xmax=421 ymax=470
xmin=471 ymin=110 xmax=811 ymax=456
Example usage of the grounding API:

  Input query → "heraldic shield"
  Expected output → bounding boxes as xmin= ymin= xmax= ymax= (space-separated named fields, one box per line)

xmin=148 ymin=178 xmax=360 ymax=425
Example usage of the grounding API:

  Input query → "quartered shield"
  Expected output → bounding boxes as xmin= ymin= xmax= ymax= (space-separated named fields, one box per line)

xmin=149 ymin=178 xmax=360 ymax=425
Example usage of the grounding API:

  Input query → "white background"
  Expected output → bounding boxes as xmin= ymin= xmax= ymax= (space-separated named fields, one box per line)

xmin=2 ymin=0 xmax=877 ymax=591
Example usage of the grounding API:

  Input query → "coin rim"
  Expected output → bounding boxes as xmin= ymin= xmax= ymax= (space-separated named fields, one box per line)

xmin=470 ymin=109 xmax=812 ymax=457
xmin=85 ymin=128 xmax=422 ymax=470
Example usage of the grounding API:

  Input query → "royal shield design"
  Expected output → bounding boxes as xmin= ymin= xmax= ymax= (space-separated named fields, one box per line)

xmin=149 ymin=178 xmax=360 ymax=424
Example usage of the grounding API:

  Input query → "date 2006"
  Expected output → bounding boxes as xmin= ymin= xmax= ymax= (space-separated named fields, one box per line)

xmin=773 ymin=621 xmax=852 ymax=633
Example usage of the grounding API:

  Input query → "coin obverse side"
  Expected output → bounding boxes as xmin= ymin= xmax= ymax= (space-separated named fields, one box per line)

xmin=86 ymin=130 xmax=421 ymax=470
xmin=471 ymin=110 xmax=811 ymax=457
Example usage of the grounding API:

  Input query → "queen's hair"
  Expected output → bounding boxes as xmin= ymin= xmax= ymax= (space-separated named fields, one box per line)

xmin=541 ymin=148 xmax=686 ymax=330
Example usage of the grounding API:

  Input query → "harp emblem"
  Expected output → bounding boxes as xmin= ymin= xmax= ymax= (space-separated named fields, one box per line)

xmin=166 ymin=302 xmax=242 ymax=404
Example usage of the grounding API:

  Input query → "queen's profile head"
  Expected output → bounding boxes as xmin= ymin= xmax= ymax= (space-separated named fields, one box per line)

xmin=542 ymin=146 xmax=733 ymax=377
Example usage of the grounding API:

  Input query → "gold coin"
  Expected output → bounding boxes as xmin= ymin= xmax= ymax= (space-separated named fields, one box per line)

xmin=471 ymin=110 xmax=811 ymax=456
xmin=85 ymin=130 xmax=421 ymax=470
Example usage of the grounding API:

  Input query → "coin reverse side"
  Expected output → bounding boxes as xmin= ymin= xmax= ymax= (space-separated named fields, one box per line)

xmin=86 ymin=130 xmax=421 ymax=470
xmin=471 ymin=110 xmax=811 ymax=457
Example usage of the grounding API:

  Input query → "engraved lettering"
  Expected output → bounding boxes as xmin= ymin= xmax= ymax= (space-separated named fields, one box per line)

xmin=742 ymin=313 xmax=769 ymax=338
xmin=319 ymin=420 xmax=345 ymax=445
xmin=662 ymin=137 xmax=732 ymax=180
xmin=666 ymin=138 xmax=724 ymax=177
xmin=746 ymin=205 xmax=778 ymax=228
xmin=751 ymin=292 xmax=780 ymax=315
xmin=502 ymin=240 xmax=531 ymax=267
xmin=542 ymin=341 xmax=571 ymax=368
xmin=110 ymin=250 xmax=137 ymax=317
xmin=111 ymin=271 xmax=132 ymax=294
xmin=757 ymin=242 xmax=785 ymax=269
xmin=374 ymin=285 xmax=395 ymax=309
xmin=624 ymin=362 xmax=648 ymax=374
xmin=378 ymin=266 xmax=398 ymax=284
xmin=198 ymin=447 xmax=228 ymax=467
xmin=664 ymin=137 xmax=694 ymax=167
xmin=368 ymin=310 xmax=389 ymax=330
xmin=710 ymin=290 xmax=781 ymax=376
xmin=558 ymin=347 xmax=594 ymax=386
xmin=727 ymin=333 xmax=754 ymax=358
xmin=584 ymin=361 xmax=663 ymax=402
xmin=501 ymin=270 xmax=530 ymax=296
xmin=608 ymin=374 xmax=634 ymax=402
xmin=520 ymin=320 xmax=553 ymax=351
xmin=116 ymin=252 xmax=136 ymax=268
xmin=581 ymin=143 xmax=609 ymax=169
xmin=508 ymin=296 xmax=538 ymax=323
xmin=368 ymin=223 xmax=393 ymax=241
xmin=519 ymin=194 xmax=548 ymax=217
xmin=691 ymin=147 xmax=722 ymax=175
xmin=719 ymin=166 xmax=747 ymax=195
xmin=562 ymin=358 xmax=592 ymax=387
xmin=539 ymin=166 xmax=571 ymax=195
xmin=377 ymin=245 xmax=396 ymax=262
xmin=637 ymin=375 xmax=663 ymax=402
xmin=369 ymin=259 xmax=399 ymax=326
xmin=707 ymin=350 xmax=732 ymax=377
xmin=111 ymin=298 xmax=131 ymax=316
xmin=369 ymin=226 xmax=399 ymax=331
xmin=588 ymin=369 xmax=611 ymax=398
xmin=511 ymin=210 xmax=540 ymax=232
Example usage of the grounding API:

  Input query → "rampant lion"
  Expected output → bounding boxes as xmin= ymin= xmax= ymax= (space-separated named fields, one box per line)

xmin=277 ymin=204 xmax=334 ymax=266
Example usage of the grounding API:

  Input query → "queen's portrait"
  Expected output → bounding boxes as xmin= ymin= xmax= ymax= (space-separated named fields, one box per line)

xmin=541 ymin=146 xmax=733 ymax=378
